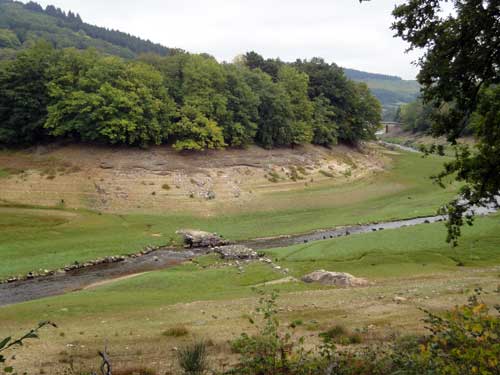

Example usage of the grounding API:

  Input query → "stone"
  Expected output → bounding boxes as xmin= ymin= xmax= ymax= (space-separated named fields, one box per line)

xmin=177 ymin=229 xmax=229 ymax=248
xmin=301 ymin=270 xmax=369 ymax=287
xmin=100 ymin=162 xmax=114 ymax=169
xmin=215 ymin=245 xmax=258 ymax=260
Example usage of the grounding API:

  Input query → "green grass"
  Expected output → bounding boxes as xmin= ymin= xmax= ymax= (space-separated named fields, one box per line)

xmin=266 ymin=214 xmax=500 ymax=279
xmin=2 ymin=215 xmax=499 ymax=326
xmin=0 ymin=151 xmax=458 ymax=279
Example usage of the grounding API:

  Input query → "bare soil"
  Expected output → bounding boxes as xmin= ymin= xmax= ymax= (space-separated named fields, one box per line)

xmin=0 ymin=143 xmax=386 ymax=215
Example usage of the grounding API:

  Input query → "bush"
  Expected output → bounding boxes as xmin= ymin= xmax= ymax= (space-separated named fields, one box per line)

xmin=392 ymin=290 xmax=500 ymax=375
xmin=177 ymin=341 xmax=208 ymax=375
xmin=320 ymin=325 xmax=364 ymax=345
xmin=162 ymin=184 xmax=171 ymax=190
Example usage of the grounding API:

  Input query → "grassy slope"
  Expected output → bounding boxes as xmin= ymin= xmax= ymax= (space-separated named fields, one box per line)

xmin=2 ymin=214 xmax=499 ymax=325
xmin=0 ymin=151 xmax=458 ymax=279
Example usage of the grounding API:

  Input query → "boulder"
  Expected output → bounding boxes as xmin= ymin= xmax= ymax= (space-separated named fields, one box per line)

xmin=301 ymin=270 xmax=369 ymax=287
xmin=177 ymin=229 xmax=228 ymax=248
xmin=214 ymin=245 xmax=258 ymax=260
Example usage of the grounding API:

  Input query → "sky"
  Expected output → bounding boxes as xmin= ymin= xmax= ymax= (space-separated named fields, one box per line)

xmin=24 ymin=0 xmax=422 ymax=80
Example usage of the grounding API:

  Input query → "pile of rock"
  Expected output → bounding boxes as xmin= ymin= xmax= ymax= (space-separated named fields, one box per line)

xmin=301 ymin=270 xmax=369 ymax=287
xmin=177 ymin=229 xmax=229 ymax=248
xmin=214 ymin=245 xmax=259 ymax=260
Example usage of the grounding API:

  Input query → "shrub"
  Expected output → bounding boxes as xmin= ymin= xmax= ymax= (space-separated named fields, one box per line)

xmin=343 ymin=169 xmax=352 ymax=178
xmin=228 ymin=290 xmax=316 ymax=374
xmin=0 ymin=321 xmax=56 ymax=374
xmin=162 ymin=184 xmax=171 ymax=190
xmin=177 ymin=341 xmax=208 ymax=375
xmin=289 ymin=166 xmax=305 ymax=182
xmin=392 ymin=290 xmax=500 ymax=375
xmin=267 ymin=170 xmax=282 ymax=183
xmin=320 ymin=325 xmax=364 ymax=345
xmin=163 ymin=326 xmax=189 ymax=337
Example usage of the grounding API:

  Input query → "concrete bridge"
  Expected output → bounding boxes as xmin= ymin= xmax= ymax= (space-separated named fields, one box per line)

xmin=380 ymin=121 xmax=402 ymax=134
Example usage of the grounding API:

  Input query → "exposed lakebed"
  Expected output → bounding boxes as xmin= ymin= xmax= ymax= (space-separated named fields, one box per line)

xmin=0 ymin=214 xmax=448 ymax=307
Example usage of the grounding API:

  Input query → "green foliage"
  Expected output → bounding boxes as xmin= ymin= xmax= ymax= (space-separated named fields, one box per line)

xmin=222 ymin=64 xmax=259 ymax=146
xmin=173 ymin=105 xmax=226 ymax=151
xmin=0 ymin=40 xmax=55 ymax=144
xmin=228 ymin=290 xmax=311 ymax=374
xmin=393 ymin=290 xmax=500 ymax=375
xmin=278 ymin=65 xmax=313 ymax=145
xmin=311 ymin=95 xmax=338 ymax=147
xmin=392 ymin=0 xmax=500 ymax=244
xmin=0 ymin=321 xmax=56 ymax=374
xmin=177 ymin=342 xmax=209 ymax=375
xmin=320 ymin=325 xmax=363 ymax=345
xmin=0 ymin=42 xmax=380 ymax=150
xmin=294 ymin=58 xmax=381 ymax=144
xmin=399 ymin=99 xmax=435 ymax=133
xmin=45 ymin=49 xmax=176 ymax=147
xmin=0 ymin=28 xmax=20 ymax=48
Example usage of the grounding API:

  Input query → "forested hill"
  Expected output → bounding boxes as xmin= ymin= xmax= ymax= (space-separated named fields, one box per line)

xmin=344 ymin=68 xmax=420 ymax=120
xmin=0 ymin=0 xmax=177 ymax=59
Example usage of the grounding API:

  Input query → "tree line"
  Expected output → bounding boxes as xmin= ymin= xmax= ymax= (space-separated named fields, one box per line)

xmin=0 ymin=42 xmax=381 ymax=150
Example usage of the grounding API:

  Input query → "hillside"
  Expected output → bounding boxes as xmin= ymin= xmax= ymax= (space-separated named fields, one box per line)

xmin=344 ymin=68 xmax=420 ymax=120
xmin=0 ymin=0 xmax=177 ymax=59
xmin=0 ymin=143 xmax=386 ymax=216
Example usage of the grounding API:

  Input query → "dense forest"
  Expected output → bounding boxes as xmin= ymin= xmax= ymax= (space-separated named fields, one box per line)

xmin=0 ymin=0 xmax=382 ymax=150
xmin=0 ymin=0 xmax=177 ymax=59
xmin=0 ymin=43 xmax=381 ymax=150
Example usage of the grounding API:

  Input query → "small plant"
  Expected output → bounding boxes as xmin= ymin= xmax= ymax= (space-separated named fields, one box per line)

xmin=267 ymin=170 xmax=282 ymax=183
xmin=163 ymin=326 xmax=189 ymax=337
xmin=320 ymin=325 xmax=347 ymax=340
xmin=0 ymin=321 xmax=56 ymax=374
xmin=320 ymin=325 xmax=364 ymax=345
xmin=162 ymin=184 xmax=171 ymax=190
xmin=289 ymin=166 xmax=305 ymax=182
xmin=343 ymin=169 xmax=352 ymax=178
xmin=289 ymin=319 xmax=303 ymax=328
xmin=177 ymin=341 xmax=208 ymax=375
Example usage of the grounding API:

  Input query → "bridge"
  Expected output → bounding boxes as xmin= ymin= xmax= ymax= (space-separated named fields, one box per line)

xmin=380 ymin=121 xmax=402 ymax=134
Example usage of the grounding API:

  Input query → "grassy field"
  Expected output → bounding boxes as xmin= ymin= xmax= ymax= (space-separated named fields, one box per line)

xmin=0 ymin=150 xmax=459 ymax=279
xmin=4 ymin=214 xmax=499 ymax=321
xmin=1 ymin=215 xmax=499 ymax=373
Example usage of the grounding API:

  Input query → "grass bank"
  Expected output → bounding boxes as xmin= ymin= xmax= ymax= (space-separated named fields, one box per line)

xmin=0 ymin=151 xmax=457 ymax=279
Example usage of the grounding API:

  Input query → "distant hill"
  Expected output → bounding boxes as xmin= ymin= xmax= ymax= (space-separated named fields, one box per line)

xmin=344 ymin=68 xmax=420 ymax=120
xmin=0 ymin=0 xmax=178 ymax=59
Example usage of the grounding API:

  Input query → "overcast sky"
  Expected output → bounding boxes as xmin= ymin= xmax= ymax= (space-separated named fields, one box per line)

xmin=24 ymin=0 xmax=422 ymax=79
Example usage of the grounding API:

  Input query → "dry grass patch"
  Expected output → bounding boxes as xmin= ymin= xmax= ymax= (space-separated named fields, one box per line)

xmin=163 ymin=326 xmax=189 ymax=337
